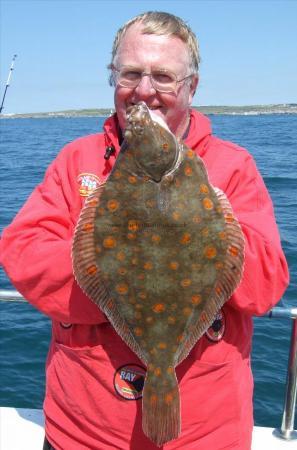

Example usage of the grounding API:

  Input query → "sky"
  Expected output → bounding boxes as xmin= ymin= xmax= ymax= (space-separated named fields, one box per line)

xmin=0 ymin=0 xmax=297 ymax=114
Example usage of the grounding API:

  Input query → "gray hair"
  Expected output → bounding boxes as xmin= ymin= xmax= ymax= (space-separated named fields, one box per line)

xmin=108 ymin=11 xmax=200 ymax=86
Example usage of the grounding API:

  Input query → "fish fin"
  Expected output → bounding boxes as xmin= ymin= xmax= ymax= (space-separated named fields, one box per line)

xmin=142 ymin=368 xmax=180 ymax=447
xmin=175 ymin=187 xmax=244 ymax=365
xmin=72 ymin=184 xmax=110 ymax=305
xmin=72 ymin=186 xmax=145 ymax=362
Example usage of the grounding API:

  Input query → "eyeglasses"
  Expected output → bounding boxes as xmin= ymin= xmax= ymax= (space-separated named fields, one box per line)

xmin=111 ymin=65 xmax=193 ymax=93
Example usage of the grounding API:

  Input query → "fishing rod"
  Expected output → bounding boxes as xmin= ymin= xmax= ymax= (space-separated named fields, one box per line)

xmin=0 ymin=54 xmax=17 ymax=114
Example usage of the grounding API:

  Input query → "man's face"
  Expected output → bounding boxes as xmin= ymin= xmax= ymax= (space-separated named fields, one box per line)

xmin=113 ymin=23 xmax=198 ymax=138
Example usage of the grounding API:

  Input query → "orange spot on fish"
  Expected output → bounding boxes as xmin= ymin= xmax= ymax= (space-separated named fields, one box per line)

xmin=138 ymin=291 xmax=147 ymax=300
xmin=106 ymin=297 xmax=114 ymax=308
xmin=200 ymin=311 xmax=207 ymax=322
xmin=176 ymin=334 xmax=184 ymax=343
xmin=143 ymin=261 xmax=153 ymax=270
xmin=191 ymin=294 xmax=202 ymax=305
xmin=103 ymin=236 xmax=117 ymax=248
xmin=167 ymin=316 xmax=176 ymax=325
xmin=215 ymin=261 xmax=224 ymax=270
xmin=107 ymin=199 xmax=119 ymax=212
xmin=83 ymin=223 xmax=94 ymax=233
xmin=183 ymin=306 xmax=192 ymax=316
xmin=169 ymin=261 xmax=179 ymax=270
xmin=134 ymin=327 xmax=143 ymax=336
xmin=204 ymin=245 xmax=217 ymax=259
xmin=151 ymin=234 xmax=161 ymax=243
xmin=131 ymin=257 xmax=138 ymax=265
xmin=180 ymin=233 xmax=191 ymax=245
xmin=116 ymin=283 xmax=128 ymax=295
xmin=97 ymin=207 xmax=105 ymax=215
xmin=219 ymin=231 xmax=227 ymax=240
xmin=203 ymin=198 xmax=214 ymax=210
xmin=162 ymin=142 xmax=169 ymax=151
xmin=200 ymin=184 xmax=209 ymax=194
xmin=127 ymin=233 xmax=137 ymax=240
xmin=95 ymin=245 xmax=101 ymax=254
xmin=152 ymin=303 xmax=166 ymax=313
xmin=118 ymin=267 xmax=127 ymax=276
xmin=225 ymin=213 xmax=234 ymax=223
xmin=86 ymin=265 xmax=97 ymax=276
xmin=175 ymin=178 xmax=181 ymax=187
xmin=172 ymin=211 xmax=181 ymax=221
xmin=165 ymin=393 xmax=174 ymax=404
xmin=128 ymin=220 xmax=139 ymax=232
xmin=167 ymin=366 xmax=174 ymax=374
xmin=154 ymin=367 xmax=162 ymax=376
xmin=116 ymin=251 xmax=125 ymax=261
xmin=181 ymin=278 xmax=192 ymax=287
xmin=216 ymin=286 xmax=223 ymax=295
xmin=137 ymin=273 xmax=145 ymax=280
xmin=229 ymin=246 xmax=239 ymax=256
xmin=157 ymin=342 xmax=167 ymax=350
xmin=184 ymin=165 xmax=193 ymax=176
xmin=150 ymin=394 xmax=158 ymax=406
xmin=114 ymin=170 xmax=122 ymax=179
xmin=187 ymin=149 xmax=195 ymax=159
xmin=128 ymin=175 xmax=137 ymax=184
xmin=146 ymin=316 xmax=154 ymax=324
xmin=88 ymin=198 xmax=99 ymax=207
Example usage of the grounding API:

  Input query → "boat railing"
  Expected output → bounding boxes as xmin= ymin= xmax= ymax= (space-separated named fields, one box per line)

xmin=0 ymin=289 xmax=296 ymax=440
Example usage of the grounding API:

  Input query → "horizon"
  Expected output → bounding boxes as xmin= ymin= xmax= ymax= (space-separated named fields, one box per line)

xmin=1 ymin=0 xmax=297 ymax=114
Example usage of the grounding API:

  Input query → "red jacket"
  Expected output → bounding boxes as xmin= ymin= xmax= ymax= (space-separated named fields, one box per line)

xmin=0 ymin=110 xmax=289 ymax=450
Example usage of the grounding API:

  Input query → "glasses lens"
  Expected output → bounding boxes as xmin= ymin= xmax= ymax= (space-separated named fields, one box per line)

xmin=117 ymin=68 xmax=142 ymax=88
xmin=151 ymin=71 xmax=176 ymax=92
xmin=113 ymin=66 xmax=177 ymax=92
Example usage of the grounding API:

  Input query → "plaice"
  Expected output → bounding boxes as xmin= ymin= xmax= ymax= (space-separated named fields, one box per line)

xmin=72 ymin=101 xmax=245 ymax=446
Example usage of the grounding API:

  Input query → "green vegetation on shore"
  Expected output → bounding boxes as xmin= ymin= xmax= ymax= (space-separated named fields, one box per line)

xmin=1 ymin=104 xmax=297 ymax=118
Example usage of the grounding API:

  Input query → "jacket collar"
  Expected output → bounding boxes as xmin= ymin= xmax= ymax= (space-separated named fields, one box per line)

xmin=103 ymin=108 xmax=212 ymax=158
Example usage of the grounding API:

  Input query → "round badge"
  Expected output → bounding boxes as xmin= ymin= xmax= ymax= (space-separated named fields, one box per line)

xmin=205 ymin=310 xmax=226 ymax=342
xmin=77 ymin=173 xmax=101 ymax=197
xmin=114 ymin=364 xmax=146 ymax=400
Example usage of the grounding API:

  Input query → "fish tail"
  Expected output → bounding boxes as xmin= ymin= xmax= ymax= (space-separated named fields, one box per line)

xmin=142 ymin=368 xmax=180 ymax=447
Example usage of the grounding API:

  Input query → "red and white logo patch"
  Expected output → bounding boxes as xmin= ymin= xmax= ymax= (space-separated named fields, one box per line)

xmin=77 ymin=173 xmax=101 ymax=197
xmin=114 ymin=364 xmax=146 ymax=400
xmin=205 ymin=310 xmax=226 ymax=342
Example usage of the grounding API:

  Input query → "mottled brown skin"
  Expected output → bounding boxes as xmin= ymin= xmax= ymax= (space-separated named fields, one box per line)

xmin=72 ymin=102 xmax=244 ymax=446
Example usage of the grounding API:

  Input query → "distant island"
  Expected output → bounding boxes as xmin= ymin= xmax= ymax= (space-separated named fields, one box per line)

xmin=1 ymin=104 xmax=297 ymax=118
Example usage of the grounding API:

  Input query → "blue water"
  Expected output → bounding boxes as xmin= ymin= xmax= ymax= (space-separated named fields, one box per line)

xmin=0 ymin=114 xmax=296 ymax=429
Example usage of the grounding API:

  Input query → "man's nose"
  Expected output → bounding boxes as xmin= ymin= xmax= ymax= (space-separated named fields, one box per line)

xmin=134 ymin=74 xmax=156 ymax=98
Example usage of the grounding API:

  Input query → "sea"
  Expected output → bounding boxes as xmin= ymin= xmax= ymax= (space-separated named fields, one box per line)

xmin=0 ymin=113 xmax=296 ymax=430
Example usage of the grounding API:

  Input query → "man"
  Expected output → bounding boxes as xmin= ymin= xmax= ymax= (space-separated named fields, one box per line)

xmin=0 ymin=11 xmax=289 ymax=450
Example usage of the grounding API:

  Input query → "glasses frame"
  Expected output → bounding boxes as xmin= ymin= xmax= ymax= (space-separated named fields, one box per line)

xmin=111 ymin=65 xmax=193 ymax=93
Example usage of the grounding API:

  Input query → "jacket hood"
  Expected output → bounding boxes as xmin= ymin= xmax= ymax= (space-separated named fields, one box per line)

xmin=103 ymin=108 xmax=212 ymax=157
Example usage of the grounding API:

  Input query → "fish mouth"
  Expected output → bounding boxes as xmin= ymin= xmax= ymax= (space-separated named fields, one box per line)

xmin=124 ymin=102 xmax=152 ymax=140
xmin=124 ymin=102 xmax=170 ymax=141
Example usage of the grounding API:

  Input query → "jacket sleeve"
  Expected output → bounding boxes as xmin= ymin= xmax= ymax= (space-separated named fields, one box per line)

xmin=0 ymin=146 xmax=106 ymax=324
xmin=226 ymin=153 xmax=289 ymax=315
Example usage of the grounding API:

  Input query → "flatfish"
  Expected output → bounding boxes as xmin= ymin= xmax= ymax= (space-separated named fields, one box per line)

xmin=72 ymin=101 xmax=244 ymax=446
